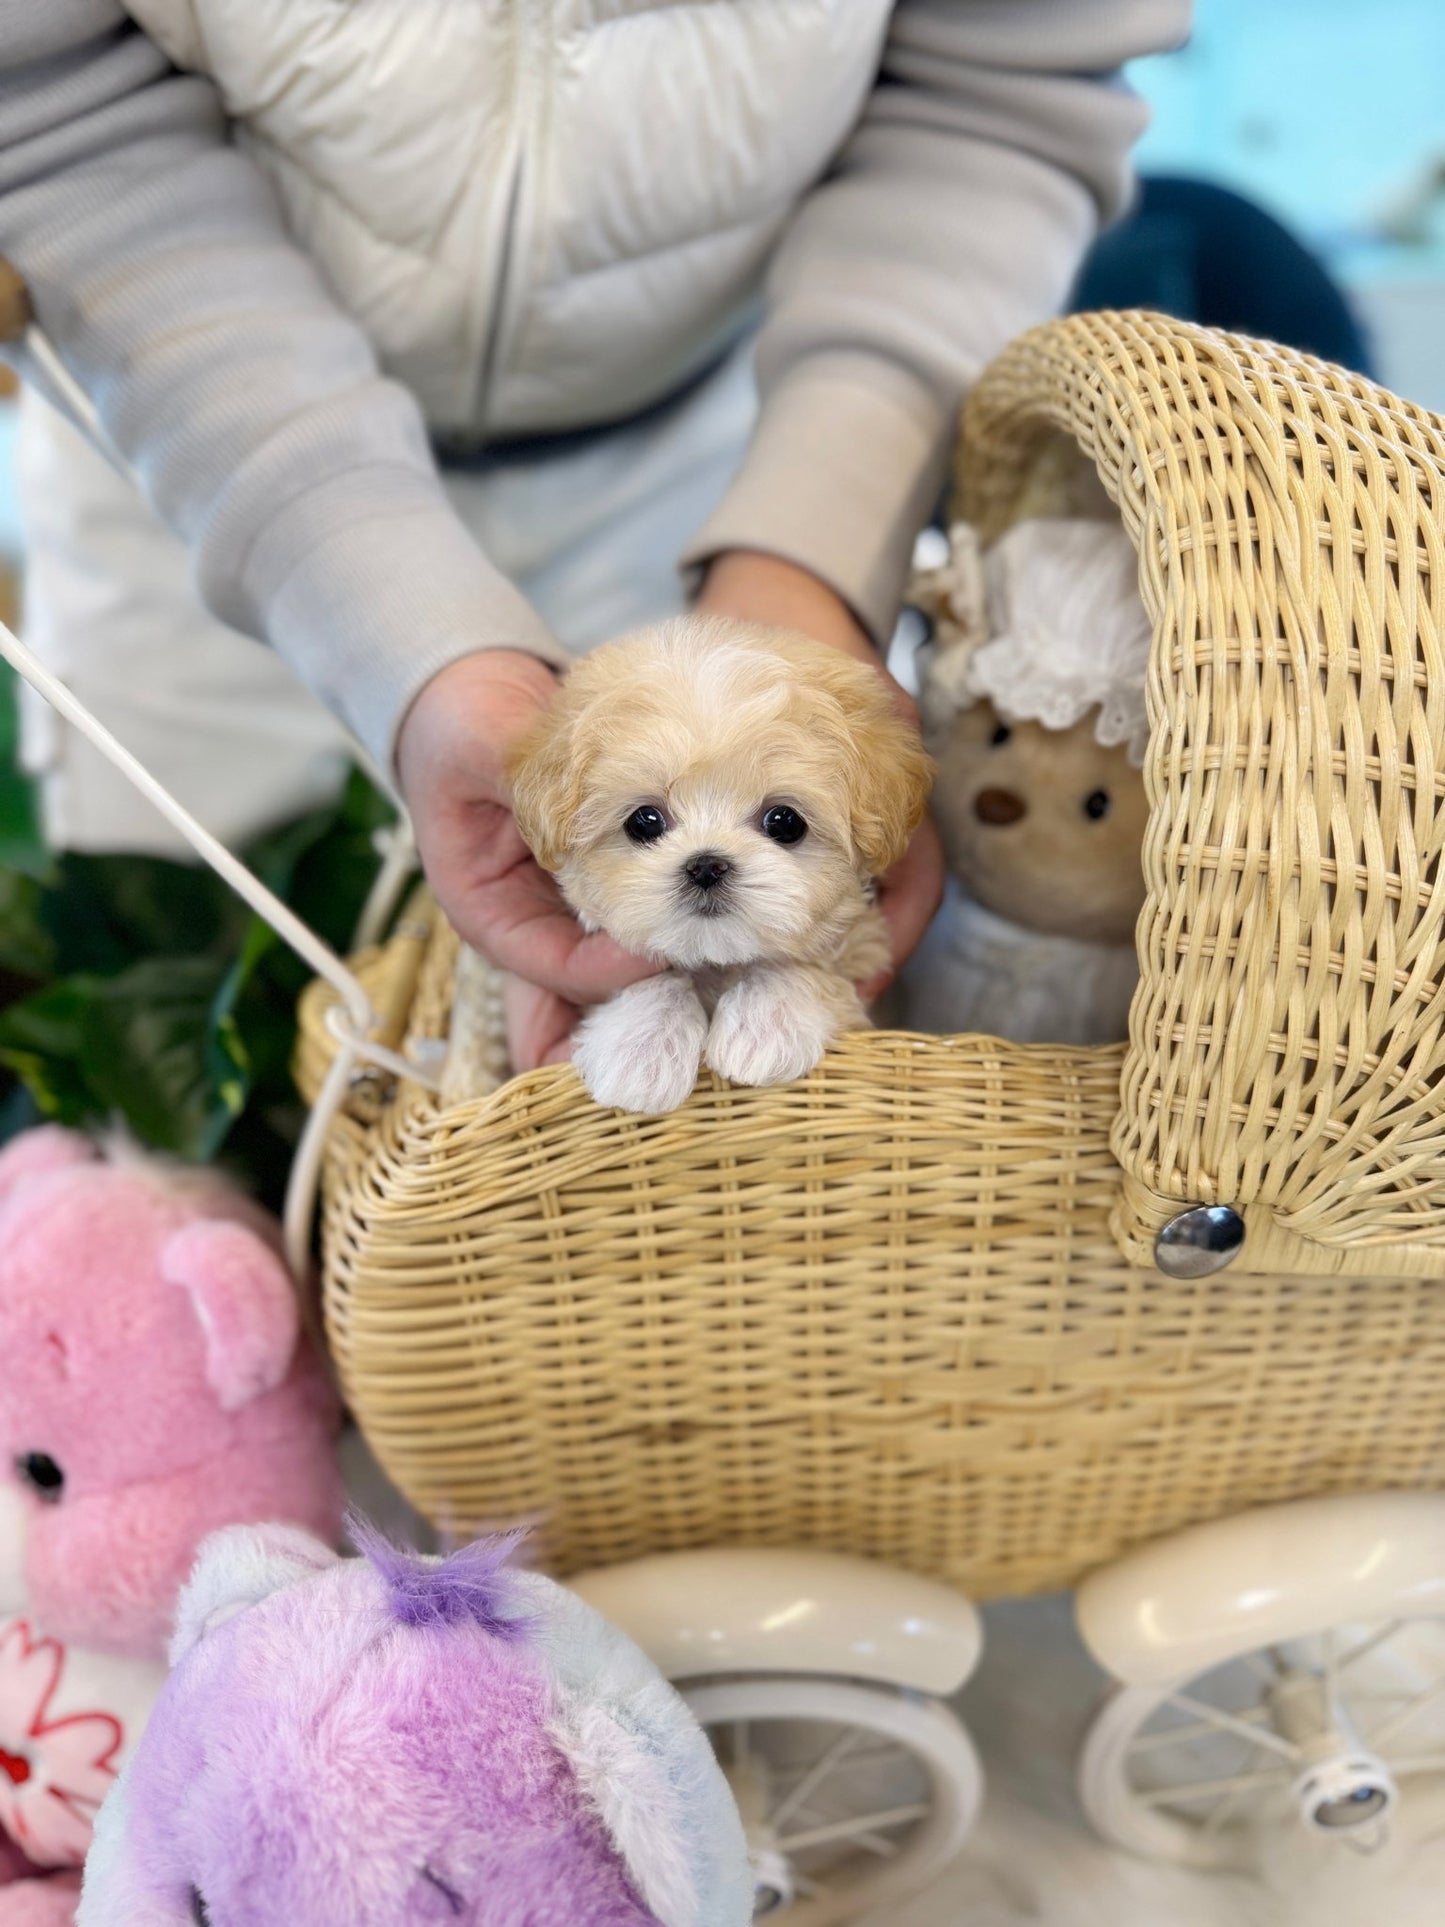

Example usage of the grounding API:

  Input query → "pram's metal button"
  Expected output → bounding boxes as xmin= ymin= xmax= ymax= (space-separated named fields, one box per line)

xmin=1154 ymin=1204 xmax=1245 ymax=1278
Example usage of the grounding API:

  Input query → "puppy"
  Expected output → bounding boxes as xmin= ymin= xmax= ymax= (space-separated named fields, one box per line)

xmin=507 ymin=617 xmax=932 ymax=1114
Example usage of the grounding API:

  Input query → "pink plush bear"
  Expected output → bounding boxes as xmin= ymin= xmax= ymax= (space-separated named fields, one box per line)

xmin=0 ymin=1127 xmax=345 ymax=1925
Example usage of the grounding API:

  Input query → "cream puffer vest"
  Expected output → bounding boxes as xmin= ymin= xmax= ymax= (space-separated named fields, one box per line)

xmin=126 ymin=0 xmax=893 ymax=438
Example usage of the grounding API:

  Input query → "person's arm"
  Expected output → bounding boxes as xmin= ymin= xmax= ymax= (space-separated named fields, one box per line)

xmin=0 ymin=1 xmax=563 ymax=772
xmin=689 ymin=0 xmax=1192 ymax=645
xmin=0 ymin=3 xmax=650 ymax=1052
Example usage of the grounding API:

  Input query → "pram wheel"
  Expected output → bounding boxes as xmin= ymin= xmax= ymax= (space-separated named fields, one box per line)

xmin=1079 ymin=1616 xmax=1445 ymax=1869
xmin=1075 ymin=1495 xmax=1445 ymax=1869
xmin=683 ymin=1674 xmax=980 ymax=1922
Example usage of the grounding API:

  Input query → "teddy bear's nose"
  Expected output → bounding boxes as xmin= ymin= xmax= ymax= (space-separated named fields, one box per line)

xmin=973 ymin=787 xmax=1027 ymax=826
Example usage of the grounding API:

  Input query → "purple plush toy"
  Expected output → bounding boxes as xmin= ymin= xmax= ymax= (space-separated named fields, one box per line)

xmin=78 ymin=1523 xmax=752 ymax=1926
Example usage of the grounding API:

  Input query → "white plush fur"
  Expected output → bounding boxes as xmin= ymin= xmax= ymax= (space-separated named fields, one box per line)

xmin=170 ymin=1522 xmax=339 ymax=1661
xmin=572 ymin=975 xmax=710 ymax=1117
xmin=526 ymin=1573 xmax=755 ymax=1927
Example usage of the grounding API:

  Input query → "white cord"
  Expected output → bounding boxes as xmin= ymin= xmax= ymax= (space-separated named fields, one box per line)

xmin=284 ymin=1039 xmax=358 ymax=1282
xmin=353 ymin=817 xmax=419 ymax=951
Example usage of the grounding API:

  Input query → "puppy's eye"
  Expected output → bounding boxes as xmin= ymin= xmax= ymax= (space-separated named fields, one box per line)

xmin=760 ymin=805 xmax=808 ymax=846
xmin=1083 ymin=789 xmax=1111 ymax=821
xmin=190 ymin=1889 xmax=212 ymax=1926
xmin=624 ymin=806 xmax=669 ymax=844
xmin=16 ymin=1453 xmax=64 ymax=1502
xmin=990 ymin=723 xmax=1012 ymax=747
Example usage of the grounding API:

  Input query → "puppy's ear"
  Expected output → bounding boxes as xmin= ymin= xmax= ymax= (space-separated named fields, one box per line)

xmin=507 ymin=693 xmax=586 ymax=873
xmin=813 ymin=653 xmax=934 ymax=877
xmin=849 ymin=705 xmax=935 ymax=877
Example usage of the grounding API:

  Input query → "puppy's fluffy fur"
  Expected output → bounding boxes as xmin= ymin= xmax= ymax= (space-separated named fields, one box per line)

xmin=509 ymin=618 xmax=932 ymax=1114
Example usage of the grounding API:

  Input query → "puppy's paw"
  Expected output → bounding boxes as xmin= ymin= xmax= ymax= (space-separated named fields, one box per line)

xmin=573 ymin=976 xmax=707 ymax=1115
xmin=705 ymin=969 xmax=855 ymax=1088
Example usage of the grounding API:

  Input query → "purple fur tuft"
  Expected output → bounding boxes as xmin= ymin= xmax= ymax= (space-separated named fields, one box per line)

xmin=347 ymin=1513 xmax=535 ymax=1640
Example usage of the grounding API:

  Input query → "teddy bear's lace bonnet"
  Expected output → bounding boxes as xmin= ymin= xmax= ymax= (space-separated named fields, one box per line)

xmin=913 ymin=516 xmax=1152 ymax=766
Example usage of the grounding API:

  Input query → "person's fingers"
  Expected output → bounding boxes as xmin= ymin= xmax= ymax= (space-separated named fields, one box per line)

xmin=860 ymin=816 xmax=946 ymax=999
xmin=430 ymin=845 xmax=657 ymax=1003
xmin=503 ymin=974 xmax=581 ymax=1074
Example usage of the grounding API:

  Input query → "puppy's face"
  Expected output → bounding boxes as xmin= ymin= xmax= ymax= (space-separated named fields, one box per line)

xmin=508 ymin=620 xmax=933 ymax=970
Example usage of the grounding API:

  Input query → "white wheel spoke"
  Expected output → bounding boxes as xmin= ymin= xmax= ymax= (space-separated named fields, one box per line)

xmin=777 ymin=1803 xmax=932 ymax=1855
xmin=1163 ymin=1693 xmax=1301 ymax=1762
xmin=770 ymin=1727 xmax=863 ymax=1830
xmin=1370 ymin=1674 xmax=1445 ymax=1749
xmin=1339 ymin=1622 xmax=1403 ymax=1675
xmin=1128 ymin=1708 xmax=1272 ymax=1758
xmin=1139 ymin=1768 xmax=1290 ymax=1810
xmin=851 ymin=1829 xmax=906 ymax=1858
xmin=1202 ymin=1780 xmax=1256 ymax=1839
xmin=772 ymin=1741 xmax=907 ymax=1789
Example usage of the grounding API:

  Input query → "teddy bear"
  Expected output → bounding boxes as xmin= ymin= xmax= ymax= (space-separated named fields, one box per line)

xmin=79 ymin=1519 xmax=754 ymax=1927
xmin=0 ymin=1127 xmax=345 ymax=1924
xmin=892 ymin=515 xmax=1151 ymax=1047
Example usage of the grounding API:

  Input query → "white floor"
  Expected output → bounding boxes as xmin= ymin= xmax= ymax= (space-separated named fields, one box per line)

xmin=880 ymin=1595 xmax=1445 ymax=1927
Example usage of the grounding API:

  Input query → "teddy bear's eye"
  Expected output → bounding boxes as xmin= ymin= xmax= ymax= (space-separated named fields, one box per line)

xmin=624 ymin=805 xmax=669 ymax=844
xmin=16 ymin=1453 xmax=64 ymax=1502
xmin=189 ymin=1888 xmax=211 ymax=1925
xmin=1083 ymin=789 xmax=1112 ymax=822
xmin=990 ymin=722 xmax=1012 ymax=747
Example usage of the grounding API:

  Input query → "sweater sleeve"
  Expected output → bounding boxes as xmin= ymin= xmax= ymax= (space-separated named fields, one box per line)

xmin=680 ymin=0 xmax=1193 ymax=644
xmin=0 ymin=0 xmax=563 ymax=772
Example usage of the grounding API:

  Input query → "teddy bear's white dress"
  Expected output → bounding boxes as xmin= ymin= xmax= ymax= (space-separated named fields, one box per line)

xmin=897 ymin=880 xmax=1138 ymax=1049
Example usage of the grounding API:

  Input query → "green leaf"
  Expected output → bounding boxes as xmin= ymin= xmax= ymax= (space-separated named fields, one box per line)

xmin=243 ymin=766 xmax=397 ymax=952
xmin=42 ymin=853 xmax=244 ymax=977
xmin=0 ymin=978 xmax=99 ymax=1125
xmin=0 ymin=662 xmax=51 ymax=882
xmin=0 ymin=867 xmax=56 ymax=979
xmin=79 ymin=955 xmax=238 ymax=1158
xmin=0 ymin=761 xmax=398 ymax=1200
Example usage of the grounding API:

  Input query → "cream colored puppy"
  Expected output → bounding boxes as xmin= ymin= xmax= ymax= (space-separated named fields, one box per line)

xmin=508 ymin=618 xmax=932 ymax=1114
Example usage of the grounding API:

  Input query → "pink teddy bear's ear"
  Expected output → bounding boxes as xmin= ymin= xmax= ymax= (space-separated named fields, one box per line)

xmin=0 ymin=1125 xmax=98 ymax=1203
xmin=159 ymin=1218 xmax=302 ymax=1413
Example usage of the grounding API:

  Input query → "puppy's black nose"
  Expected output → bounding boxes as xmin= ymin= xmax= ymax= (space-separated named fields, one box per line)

xmin=684 ymin=852 xmax=732 ymax=891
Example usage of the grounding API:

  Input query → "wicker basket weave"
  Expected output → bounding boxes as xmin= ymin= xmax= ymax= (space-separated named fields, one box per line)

xmin=297 ymin=311 xmax=1445 ymax=1598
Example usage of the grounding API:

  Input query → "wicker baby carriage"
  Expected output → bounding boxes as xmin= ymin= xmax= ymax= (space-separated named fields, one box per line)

xmin=296 ymin=309 xmax=1445 ymax=1603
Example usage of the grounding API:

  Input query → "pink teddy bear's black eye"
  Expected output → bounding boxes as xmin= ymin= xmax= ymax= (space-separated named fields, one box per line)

xmin=16 ymin=1453 xmax=64 ymax=1501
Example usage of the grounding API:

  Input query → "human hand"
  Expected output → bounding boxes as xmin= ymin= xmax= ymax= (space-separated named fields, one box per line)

xmin=395 ymin=650 xmax=656 ymax=1071
xmin=695 ymin=550 xmax=943 ymax=992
